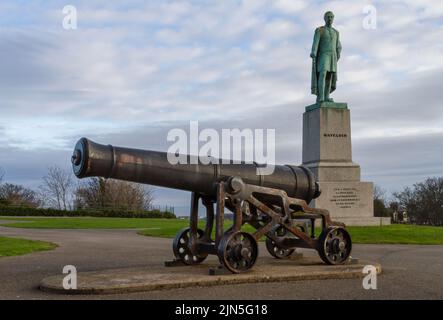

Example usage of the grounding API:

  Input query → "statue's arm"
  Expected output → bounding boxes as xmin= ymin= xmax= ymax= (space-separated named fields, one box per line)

xmin=337 ymin=31 xmax=342 ymax=60
xmin=310 ymin=28 xmax=320 ymax=58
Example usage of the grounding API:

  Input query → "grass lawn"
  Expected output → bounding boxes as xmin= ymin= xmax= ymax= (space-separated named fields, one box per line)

xmin=0 ymin=236 xmax=57 ymax=257
xmin=346 ymin=224 xmax=443 ymax=245
xmin=0 ymin=217 xmax=187 ymax=230
xmin=140 ymin=223 xmax=443 ymax=245
xmin=1 ymin=216 xmax=443 ymax=245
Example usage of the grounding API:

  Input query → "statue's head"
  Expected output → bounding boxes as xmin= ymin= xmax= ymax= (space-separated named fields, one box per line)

xmin=324 ymin=11 xmax=334 ymax=26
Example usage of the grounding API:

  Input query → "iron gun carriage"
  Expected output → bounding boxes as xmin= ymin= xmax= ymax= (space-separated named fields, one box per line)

xmin=71 ymin=137 xmax=352 ymax=273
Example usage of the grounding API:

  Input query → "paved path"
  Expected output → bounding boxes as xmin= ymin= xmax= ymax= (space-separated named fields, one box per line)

xmin=1 ymin=226 xmax=442 ymax=299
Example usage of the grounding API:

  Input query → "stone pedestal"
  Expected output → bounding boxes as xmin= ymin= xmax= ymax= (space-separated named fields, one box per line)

xmin=302 ymin=102 xmax=390 ymax=226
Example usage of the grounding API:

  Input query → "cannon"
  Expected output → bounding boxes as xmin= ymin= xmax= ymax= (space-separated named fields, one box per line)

xmin=71 ymin=137 xmax=352 ymax=273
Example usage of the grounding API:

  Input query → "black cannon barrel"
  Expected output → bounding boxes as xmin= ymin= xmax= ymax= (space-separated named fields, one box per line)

xmin=71 ymin=138 xmax=320 ymax=203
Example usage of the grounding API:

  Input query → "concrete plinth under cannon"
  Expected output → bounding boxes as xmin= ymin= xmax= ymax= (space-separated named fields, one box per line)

xmin=40 ymin=256 xmax=381 ymax=295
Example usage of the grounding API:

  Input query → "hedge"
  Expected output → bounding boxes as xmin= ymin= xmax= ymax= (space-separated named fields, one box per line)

xmin=0 ymin=205 xmax=176 ymax=219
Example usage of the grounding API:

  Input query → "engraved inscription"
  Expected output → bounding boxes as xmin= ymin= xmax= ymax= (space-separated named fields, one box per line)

xmin=330 ymin=187 xmax=360 ymax=209
xmin=323 ymin=133 xmax=347 ymax=137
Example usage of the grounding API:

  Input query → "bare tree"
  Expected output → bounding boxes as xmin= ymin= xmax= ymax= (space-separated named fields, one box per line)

xmin=373 ymin=184 xmax=389 ymax=217
xmin=373 ymin=185 xmax=386 ymax=202
xmin=0 ymin=167 xmax=4 ymax=184
xmin=40 ymin=165 xmax=74 ymax=210
xmin=394 ymin=177 xmax=443 ymax=225
xmin=142 ymin=185 xmax=155 ymax=210
xmin=75 ymin=177 xmax=154 ymax=211
xmin=0 ymin=183 xmax=41 ymax=208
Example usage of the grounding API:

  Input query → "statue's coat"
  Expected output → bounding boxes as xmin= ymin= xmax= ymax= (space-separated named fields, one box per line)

xmin=311 ymin=26 xmax=342 ymax=95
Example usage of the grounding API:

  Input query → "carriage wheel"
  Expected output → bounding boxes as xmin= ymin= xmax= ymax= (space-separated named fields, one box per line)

xmin=317 ymin=227 xmax=352 ymax=265
xmin=173 ymin=228 xmax=208 ymax=265
xmin=217 ymin=231 xmax=258 ymax=273
xmin=265 ymin=225 xmax=295 ymax=259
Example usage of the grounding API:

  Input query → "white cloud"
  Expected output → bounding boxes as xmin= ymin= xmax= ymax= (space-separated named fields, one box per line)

xmin=273 ymin=0 xmax=308 ymax=14
xmin=0 ymin=0 xmax=442 ymax=201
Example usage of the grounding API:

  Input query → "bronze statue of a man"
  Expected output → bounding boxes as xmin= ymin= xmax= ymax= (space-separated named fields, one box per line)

xmin=310 ymin=11 xmax=342 ymax=103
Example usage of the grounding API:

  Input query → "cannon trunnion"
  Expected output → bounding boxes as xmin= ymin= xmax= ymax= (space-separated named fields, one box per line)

xmin=72 ymin=138 xmax=352 ymax=273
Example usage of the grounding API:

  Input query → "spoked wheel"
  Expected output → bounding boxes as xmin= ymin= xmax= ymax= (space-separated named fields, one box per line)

xmin=218 ymin=231 xmax=258 ymax=273
xmin=317 ymin=227 xmax=352 ymax=265
xmin=173 ymin=228 xmax=208 ymax=265
xmin=265 ymin=225 xmax=295 ymax=259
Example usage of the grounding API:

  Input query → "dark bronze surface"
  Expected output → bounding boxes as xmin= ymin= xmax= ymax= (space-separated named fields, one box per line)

xmin=72 ymin=137 xmax=320 ymax=203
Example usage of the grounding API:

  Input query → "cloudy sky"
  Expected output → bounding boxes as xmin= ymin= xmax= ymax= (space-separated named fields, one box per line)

xmin=0 ymin=0 xmax=442 ymax=213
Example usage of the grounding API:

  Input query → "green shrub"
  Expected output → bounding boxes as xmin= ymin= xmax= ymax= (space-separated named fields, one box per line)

xmin=0 ymin=205 xmax=176 ymax=219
